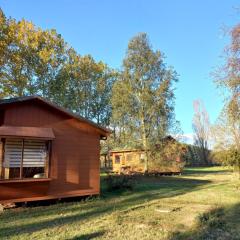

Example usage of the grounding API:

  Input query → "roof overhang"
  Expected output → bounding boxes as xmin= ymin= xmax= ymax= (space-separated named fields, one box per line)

xmin=110 ymin=149 xmax=144 ymax=153
xmin=0 ymin=126 xmax=55 ymax=140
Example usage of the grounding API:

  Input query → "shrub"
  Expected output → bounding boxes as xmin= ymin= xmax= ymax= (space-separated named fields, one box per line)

xmin=148 ymin=141 xmax=186 ymax=173
xmin=104 ymin=174 xmax=135 ymax=192
xmin=198 ymin=207 xmax=226 ymax=229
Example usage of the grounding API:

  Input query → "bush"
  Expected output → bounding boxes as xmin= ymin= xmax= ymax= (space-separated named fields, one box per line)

xmin=148 ymin=140 xmax=186 ymax=172
xmin=198 ymin=207 xmax=226 ymax=229
xmin=104 ymin=174 xmax=135 ymax=192
xmin=211 ymin=148 xmax=240 ymax=169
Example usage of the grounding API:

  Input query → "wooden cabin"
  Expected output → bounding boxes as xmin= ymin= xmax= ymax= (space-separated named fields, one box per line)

xmin=111 ymin=149 xmax=146 ymax=173
xmin=0 ymin=96 xmax=110 ymax=204
xmin=111 ymin=137 xmax=186 ymax=174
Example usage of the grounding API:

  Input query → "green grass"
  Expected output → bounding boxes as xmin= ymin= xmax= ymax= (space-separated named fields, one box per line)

xmin=1 ymin=167 xmax=240 ymax=240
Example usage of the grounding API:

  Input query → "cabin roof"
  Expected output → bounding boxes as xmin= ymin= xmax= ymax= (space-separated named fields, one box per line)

xmin=0 ymin=96 xmax=111 ymax=136
xmin=110 ymin=149 xmax=144 ymax=153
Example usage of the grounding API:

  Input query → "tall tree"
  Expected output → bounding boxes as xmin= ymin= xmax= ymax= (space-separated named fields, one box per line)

xmin=214 ymin=23 xmax=240 ymax=172
xmin=192 ymin=100 xmax=210 ymax=165
xmin=111 ymin=33 xmax=178 ymax=172
xmin=212 ymin=109 xmax=240 ymax=151
xmin=0 ymin=9 xmax=67 ymax=97
xmin=212 ymin=107 xmax=240 ymax=176
xmin=215 ymin=24 xmax=240 ymax=141
xmin=57 ymin=53 xmax=116 ymax=127
xmin=0 ymin=9 xmax=115 ymax=127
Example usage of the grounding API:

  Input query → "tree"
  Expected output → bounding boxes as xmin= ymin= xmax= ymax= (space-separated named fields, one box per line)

xmin=0 ymin=8 xmax=115 ymax=127
xmin=212 ymin=109 xmax=240 ymax=175
xmin=57 ymin=53 xmax=117 ymax=127
xmin=214 ymin=23 xmax=240 ymax=145
xmin=90 ymin=65 xmax=117 ymax=126
xmin=213 ymin=23 xmax=240 ymax=173
xmin=212 ymin=110 xmax=240 ymax=151
xmin=0 ymin=9 xmax=67 ymax=97
xmin=111 ymin=33 xmax=178 ymax=172
xmin=192 ymin=100 xmax=211 ymax=165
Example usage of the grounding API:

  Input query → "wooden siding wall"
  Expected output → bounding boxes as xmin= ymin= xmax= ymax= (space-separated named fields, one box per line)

xmin=0 ymin=101 xmax=101 ymax=203
xmin=0 ymin=141 xmax=2 ymax=178
xmin=112 ymin=151 xmax=145 ymax=173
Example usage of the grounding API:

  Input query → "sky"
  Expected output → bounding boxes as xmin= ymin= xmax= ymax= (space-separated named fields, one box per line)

xmin=0 ymin=0 xmax=239 ymax=142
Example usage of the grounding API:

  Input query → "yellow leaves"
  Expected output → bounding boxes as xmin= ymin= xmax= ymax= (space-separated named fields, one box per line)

xmin=39 ymin=48 xmax=54 ymax=63
xmin=0 ymin=10 xmax=6 ymax=27
xmin=0 ymin=8 xmax=115 ymax=126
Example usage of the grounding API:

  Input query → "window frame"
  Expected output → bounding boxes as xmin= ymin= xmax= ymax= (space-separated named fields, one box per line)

xmin=114 ymin=155 xmax=121 ymax=164
xmin=0 ymin=137 xmax=51 ymax=181
xmin=126 ymin=153 xmax=133 ymax=162
xmin=140 ymin=153 xmax=145 ymax=163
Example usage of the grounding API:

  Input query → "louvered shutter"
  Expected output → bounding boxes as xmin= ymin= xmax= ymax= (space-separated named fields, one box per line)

xmin=23 ymin=140 xmax=46 ymax=167
xmin=4 ymin=139 xmax=22 ymax=168
xmin=4 ymin=139 xmax=47 ymax=168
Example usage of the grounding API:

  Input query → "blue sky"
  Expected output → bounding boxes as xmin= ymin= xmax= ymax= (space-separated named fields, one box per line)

xmin=0 ymin=0 xmax=239 ymax=138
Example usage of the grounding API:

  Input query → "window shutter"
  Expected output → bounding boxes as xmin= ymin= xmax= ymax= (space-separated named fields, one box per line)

xmin=4 ymin=139 xmax=47 ymax=168
xmin=23 ymin=140 xmax=46 ymax=167
xmin=4 ymin=139 xmax=22 ymax=168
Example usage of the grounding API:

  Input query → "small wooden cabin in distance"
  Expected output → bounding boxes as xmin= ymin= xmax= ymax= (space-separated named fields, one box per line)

xmin=111 ymin=149 xmax=145 ymax=173
xmin=0 ymin=96 xmax=110 ymax=204
xmin=111 ymin=136 xmax=185 ymax=174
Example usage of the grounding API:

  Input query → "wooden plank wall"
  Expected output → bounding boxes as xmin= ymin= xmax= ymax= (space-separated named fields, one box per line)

xmin=0 ymin=141 xmax=2 ymax=179
xmin=112 ymin=151 xmax=145 ymax=172
xmin=0 ymin=100 xmax=101 ymax=203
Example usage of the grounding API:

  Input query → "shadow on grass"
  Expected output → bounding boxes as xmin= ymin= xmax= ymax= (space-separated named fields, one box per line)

xmin=183 ymin=168 xmax=231 ymax=176
xmin=101 ymin=175 xmax=211 ymax=195
xmin=117 ymin=176 xmax=212 ymax=206
xmin=0 ymin=176 xmax=211 ymax=239
xmin=66 ymin=231 xmax=105 ymax=240
xmin=169 ymin=203 xmax=240 ymax=240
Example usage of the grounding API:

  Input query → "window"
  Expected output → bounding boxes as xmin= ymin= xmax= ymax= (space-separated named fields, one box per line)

xmin=1 ymin=138 xmax=50 ymax=180
xmin=115 ymin=155 xmax=120 ymax=164
xmin=140 ymin=153 xmax=145 ymax=163
xmin=0 ymin=110 xmax=5 ymax=126
xmin=126 ymin=154 xmax=132 ymax=162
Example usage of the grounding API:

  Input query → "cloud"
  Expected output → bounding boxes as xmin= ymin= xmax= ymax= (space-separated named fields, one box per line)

xmin=178 ymin=133 xmax=194 ymax=145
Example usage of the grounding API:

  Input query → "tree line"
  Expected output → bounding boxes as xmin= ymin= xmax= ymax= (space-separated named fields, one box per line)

xmin=0 ymin=9 xmax=116 ymax=126
xmin=0 ymin=9 xmax=179 ymax=172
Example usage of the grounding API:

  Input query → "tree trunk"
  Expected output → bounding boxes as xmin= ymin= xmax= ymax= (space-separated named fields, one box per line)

xmin=238 ymin=159 xmax=240 ymax=180
xmin=140 ymin=114 xmax=148 ymax=173
xmin=104 ymin=155 xmax=107 ymax=168
xmin=237 ymin=149 xmax=240 ymax=180
xmin=202 ymin=147 xmax=209 ymax=166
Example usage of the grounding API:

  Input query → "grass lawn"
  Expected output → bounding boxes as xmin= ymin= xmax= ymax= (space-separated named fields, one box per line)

xmin=0 ymin=167 xmax=240 ymax=240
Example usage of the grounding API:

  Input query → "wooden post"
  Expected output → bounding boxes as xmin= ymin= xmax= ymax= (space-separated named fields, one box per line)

xmin=4 ymin=168 xmax=9 ymax=179
xmin=1 ymin=138 xmax=5 ymax=179
xmin=45 ymin=140 xmax=51 ymax=178
xmin=0 ymin=139 xmax=3 ymax=179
